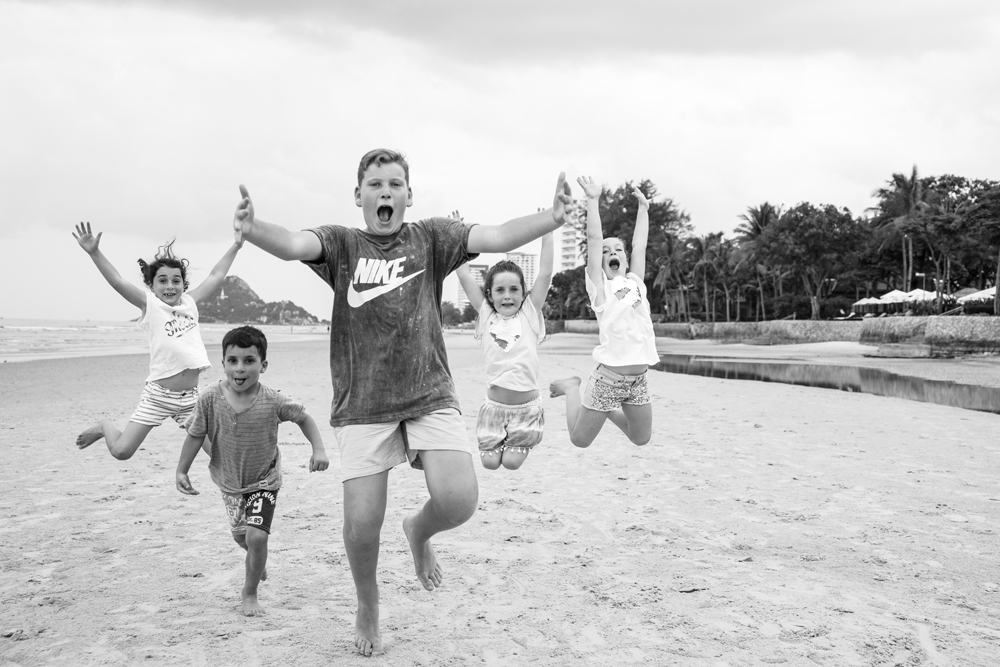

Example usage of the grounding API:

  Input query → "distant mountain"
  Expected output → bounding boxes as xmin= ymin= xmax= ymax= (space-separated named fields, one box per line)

xmin=198 ymin=276 xmax=320 ymax=325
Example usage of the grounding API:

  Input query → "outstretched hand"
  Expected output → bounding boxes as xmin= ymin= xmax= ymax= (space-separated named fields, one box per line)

xmin=176 ymin=472 xmax=199 ymax=495
xmin=576 ymin=175 xmax=601 ymax=200
xmin=72 ymin=222 xmax=102 ymax=255
xmin=450 ymin=210 xmax=464 ymax=223
xmin=233 ymin=184 xmax=254 ymax=244
xmin=632 ymin=187 xmax=650 ymax=210
xmin=552 ymin=172 xmax=572 ymax=225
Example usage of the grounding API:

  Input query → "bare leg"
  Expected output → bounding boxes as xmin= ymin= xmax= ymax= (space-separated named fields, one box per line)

xmin=343 ymin=472 xmax=389 ymax=657
xmin=233 ymin=532 xmax=267 ymax=581
xmin=619 ymin=403 xmax=652 ymax=445
xmin=479 ymin=449 xmax=503 ymax=470
xmin=403 ymin=450 xmax=477 ymax=591
xmin=78 ymin=420 xmax=154 ymax=460
xmin=550 ymin=378 xmax=608 ymax=448
xmin=239 ymin=527 xmax=268 ymax=616
xmin=500 ymin=448 xmax=529 ymax=470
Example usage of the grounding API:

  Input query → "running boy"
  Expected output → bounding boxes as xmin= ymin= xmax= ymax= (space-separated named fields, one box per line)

xmin=550 ymin=176 xmax=659 ymax=448
xmin=231 ymin=149 xmax=570 ymax=655
xmin=175 ymin=325 xmax=329 ymax=617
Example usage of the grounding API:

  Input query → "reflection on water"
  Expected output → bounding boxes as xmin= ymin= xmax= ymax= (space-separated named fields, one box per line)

xmin=653 ymin=354 xmax=1000 ymax=415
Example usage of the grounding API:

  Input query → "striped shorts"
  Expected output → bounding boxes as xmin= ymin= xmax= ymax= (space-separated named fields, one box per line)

xmin=476 ymin=396 xmax=544 ymax=454
xmin=129 ymin=381 xmax=200 ymax=427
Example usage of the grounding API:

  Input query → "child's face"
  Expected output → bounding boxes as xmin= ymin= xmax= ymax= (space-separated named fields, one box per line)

xmin=601 ymin=238 xmax=628 ymax=280
xmin=489 ymin=272 xmax=525 ymax=318
xmin=355 ymin=161 xmax=412 ymax=236
xmin=151 ymin=266 xmax=185 ymax=306
xmin=223 ymin=344 xmax=267 ymax=394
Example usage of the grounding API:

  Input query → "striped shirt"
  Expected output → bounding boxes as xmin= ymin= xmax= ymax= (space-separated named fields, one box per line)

xmin=185 ymin=382 xmax=305 ymax=494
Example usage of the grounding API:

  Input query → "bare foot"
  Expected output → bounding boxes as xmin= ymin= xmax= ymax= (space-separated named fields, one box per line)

xmin=76 ymin=422 xmax=105 ymax=449
xmin=241 ymin=594 xmax=264 ymax=617
xmin=549 ymin=377 xmax=581 ymax=398
xmin=402 ymin=514 xmax=442 ymax=591
xmin=354 ymin=600 xmax=381 ymax=657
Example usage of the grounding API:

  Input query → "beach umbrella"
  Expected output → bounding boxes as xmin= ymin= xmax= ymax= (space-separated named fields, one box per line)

xmin=880 ymin=290 xmax=908 ymax=302
xmin=957 ymin=287 xmax=996 ymax=303
xmin=905 ymin=289 xmax=937 ymax=301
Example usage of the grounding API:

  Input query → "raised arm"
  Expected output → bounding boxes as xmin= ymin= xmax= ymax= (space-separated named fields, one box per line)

xmin=578 ymin=177 xmax=606 ymax=292
xmin=466 ymin=173 xmax=572 ymax=253
xmin=233 ymin=185 xmax=322 ymax=262
xmin=175 ymin=433 xmax=205 ymax=495
xmin=73 ymin=222 xmax=146 ymax=310
xmin=630 ymin=187 xmax=650 ymax=280
xmin=456 ymin=263 xmax=485 ymax=311
xmin=187 ymin=241 xmax=242 ymax=302
xmin=528 ymin=231 xmax=554 ymax=312
xmin=294 ymin=413 xmax=329 ymax=472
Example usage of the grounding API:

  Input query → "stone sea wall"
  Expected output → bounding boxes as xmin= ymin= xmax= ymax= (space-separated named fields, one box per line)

xmin=562 ymin=316 xmax=1000 ymax=355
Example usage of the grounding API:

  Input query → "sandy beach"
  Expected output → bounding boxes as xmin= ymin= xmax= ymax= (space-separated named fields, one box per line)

xmin=1 ymin=333 xmax=998 ymax=666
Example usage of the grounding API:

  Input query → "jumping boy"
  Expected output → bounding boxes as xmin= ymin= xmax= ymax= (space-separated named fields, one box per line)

xmin=175 ymin=325 xmax=329 ymax=616
xmin=231 ymin=149 xmax=571 ymax=655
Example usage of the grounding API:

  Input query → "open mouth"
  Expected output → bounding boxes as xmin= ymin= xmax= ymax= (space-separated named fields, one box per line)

xmin=377 ymin=206 xmax=393 ymax=223
xmin=233 ymin=377 xmax=247 ymax=386
xmin=609 ymin=258 xmax=621 ymax=271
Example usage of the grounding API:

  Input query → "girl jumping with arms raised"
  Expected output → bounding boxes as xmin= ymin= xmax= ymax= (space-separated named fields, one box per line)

xmin=73 ymin=222 xmax=242 ymax=460
xmin=549 ymin=176 xmax=658 ymax=448
xmin=456 ymin=230 xmax=555 ymax=470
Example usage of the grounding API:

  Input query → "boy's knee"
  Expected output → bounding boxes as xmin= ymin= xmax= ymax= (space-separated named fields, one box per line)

xmin=343 ymin=517 xmax=383 ymax=546
xmin=232 ymin=532 xmax=247 ymax=547
xmin=439 ymin=492 xmax=477 ymax=528
xmin=245 ymin=527 xmax=268 ymax=550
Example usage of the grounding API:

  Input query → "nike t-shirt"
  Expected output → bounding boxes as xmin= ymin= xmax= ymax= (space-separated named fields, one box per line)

xmin=304 ymin=218 xmax=477 ymax=426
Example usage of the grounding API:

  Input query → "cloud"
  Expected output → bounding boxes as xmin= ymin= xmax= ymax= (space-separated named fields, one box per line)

xmin=57 ymin=0 xmax=1000 ymax=58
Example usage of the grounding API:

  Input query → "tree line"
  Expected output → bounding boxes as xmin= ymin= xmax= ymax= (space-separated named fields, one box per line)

xmin=540 ymin=168 xmax=1000 ymax=322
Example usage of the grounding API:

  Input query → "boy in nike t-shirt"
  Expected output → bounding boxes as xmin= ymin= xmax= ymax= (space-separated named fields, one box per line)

xmin=230 ymin=149 xmax=572 ymax=656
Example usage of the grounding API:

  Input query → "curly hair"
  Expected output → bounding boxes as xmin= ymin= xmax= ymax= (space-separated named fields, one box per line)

xmin=357 ymin=148 xmax=409 ymax=186
xmin=137 ymin=240 xmax=189 ymax=291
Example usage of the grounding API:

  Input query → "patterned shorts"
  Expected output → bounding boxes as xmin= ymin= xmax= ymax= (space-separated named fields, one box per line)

xmin=582 ymin=364 xmax=650 ymax=412
xmin=476 ymin=397 xmax=544 ymax=454
xmin=222 ymin=489 xmax=279 ymax=535
xmin=129 ymin=382 xmax=199 ymax=427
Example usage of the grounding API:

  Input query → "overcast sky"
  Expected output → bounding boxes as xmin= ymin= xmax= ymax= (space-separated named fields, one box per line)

xmin=4 ymin=0 xmax=1000 ymax=321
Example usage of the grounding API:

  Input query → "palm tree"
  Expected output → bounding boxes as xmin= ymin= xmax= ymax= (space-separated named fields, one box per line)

xmin=871 ymin=166 xmax=925 ymax=292
xmin=689 ymin=232 xmax=723 ymax=322
xmin=736 ymin=203 xmax=781 ymax=320
xmin=652 ymin=232 xmax=692 ymax=321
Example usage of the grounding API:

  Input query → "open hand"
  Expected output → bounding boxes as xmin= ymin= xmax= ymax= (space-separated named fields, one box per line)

xmin=72 ymin=222 xmax=102 ymax=255
xmin=450 ymin=210 xmax=464 ymax=222
xmin=309 ymin=451 xmax=330 ymax=472
xmin=233 ymin=184 xmax=254 ymax=244
xmin=632 ymin=187 xmax=650 ymax=210
xmin=176 ymin=472 xmax=199 ymax=495
xmin=552 ymin=172 xmax=572 ymax=225
xmin=576 ymin=175 xmax=601 ymax=200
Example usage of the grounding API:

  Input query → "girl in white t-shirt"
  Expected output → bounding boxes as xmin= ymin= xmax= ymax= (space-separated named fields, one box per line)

xmin=550 ymin=177 xmax=658 ymax=448
xmin=456 ymin=232 xmax=554 ymax=470
xmin=72 ymin=221 xmax=241 ymax=460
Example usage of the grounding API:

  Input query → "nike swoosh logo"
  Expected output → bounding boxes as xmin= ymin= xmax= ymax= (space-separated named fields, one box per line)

xmin=347 ymin=269 xmax=425 ymax=307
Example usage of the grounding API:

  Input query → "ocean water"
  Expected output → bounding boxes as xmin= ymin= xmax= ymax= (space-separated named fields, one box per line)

xmin=0 ymin=318 xmax=330 ymax=363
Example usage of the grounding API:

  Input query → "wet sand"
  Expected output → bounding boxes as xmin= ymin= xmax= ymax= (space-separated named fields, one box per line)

xmin=1 ymin=334 xmax=997 ymax=665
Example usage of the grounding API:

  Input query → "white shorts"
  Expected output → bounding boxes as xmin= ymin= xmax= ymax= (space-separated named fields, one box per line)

xmin=130 ymin=381 xmax=199 ymax=427
xmin=333 ymin=408 xmax=470 ymax=482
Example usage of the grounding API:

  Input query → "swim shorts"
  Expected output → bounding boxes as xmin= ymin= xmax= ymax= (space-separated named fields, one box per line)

xmin=582 ymin=364 xmax=650 ymax=412
xmin=222 ymin=489 xmax=279 ymax=535
xmin=333 ymin=408 xmax=470 ymax=482
xmin=130 ymin=381 xmax=199 ymax=427
xmin=476 ymin=396 xmax=544 ymax=455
